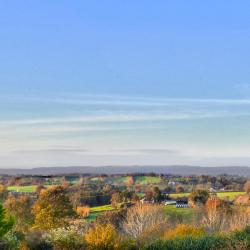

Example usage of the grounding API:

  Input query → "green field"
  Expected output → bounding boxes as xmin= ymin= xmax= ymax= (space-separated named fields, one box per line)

xmin=134 ymin=176 xmax=161 ymax=185
xmin=111 ymin=176 xmax=130 ymax=184
xmin=107 ymin=175 xmax=161 ymax=185
xmin=7 ymin=185 xmax=37 ymax=192
xmin=90 ymin=204 xmax=114 ymax=213
xmin=170 ymin=191 xmax=245 ymax=200
xmin=217 ymin=191 xmax=245 ymax=199
xmin=164 ymin=206 xmax=195 ymax=223
xmin=87 ymin=204 xmax=115 ymax=221
xmin=7 ymin=184 xmax=57 ymax=193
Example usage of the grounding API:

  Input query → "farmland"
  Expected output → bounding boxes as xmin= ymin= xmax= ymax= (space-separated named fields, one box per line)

xmin=170 ymin=191 xmax=245 ymax=200
xmin=7 ymin=185 xmax=37 ymax=193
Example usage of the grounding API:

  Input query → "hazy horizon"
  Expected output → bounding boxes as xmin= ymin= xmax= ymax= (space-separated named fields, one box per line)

xmin=1 ymin=1 xmax=250 ymax=168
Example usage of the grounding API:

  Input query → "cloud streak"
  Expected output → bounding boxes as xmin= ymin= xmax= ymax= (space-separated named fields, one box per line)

xmin=0 ymin=111 xmax=246 ymax=127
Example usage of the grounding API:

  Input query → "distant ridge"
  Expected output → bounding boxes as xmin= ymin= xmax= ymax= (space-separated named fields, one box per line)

xmin=0 ymin=166 xmax=250 ymax=176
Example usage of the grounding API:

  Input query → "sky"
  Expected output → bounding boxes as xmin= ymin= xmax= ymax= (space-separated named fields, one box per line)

xmin=1 ymin=1 xmax=250 ymax=168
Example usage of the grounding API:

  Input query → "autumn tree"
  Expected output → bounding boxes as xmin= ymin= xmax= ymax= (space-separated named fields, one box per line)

xmin=176 ymin=185 xmax=185 ymax=193
xmin=127 ymin=176 xmax=134 ymax=186
xmin=35 ymin=185 xmax=45 ymax=194
xmin=123 ymin=204 xmax=167 ymax=245
xmin=244 ymin=180 xmax=250 ymax=194
xmin=4 ymin=194 xmax=33 ymax=232
xmin=111 ymin=192 xmax=123 ymax=207
xmin=97 ymin=209 xmax=127 ymax=230
xmin=69 ymin=191 xmax=82 ymax=209
xmin=32 ymin=186 xmax=76 ymax=230
xmin=152 ymin=187 xmax=163 ymax=202
xmin=202 ymin=197 xmax=231 ymax=232
xmin=189 ymin=189 xmax=209 ymax=206
xmin=0 ymin=185 xmax=8 ymax=202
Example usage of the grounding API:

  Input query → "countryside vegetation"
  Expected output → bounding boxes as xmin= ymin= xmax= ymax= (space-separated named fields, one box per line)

xmin=0 ymin=173 xmax=249 ymax=249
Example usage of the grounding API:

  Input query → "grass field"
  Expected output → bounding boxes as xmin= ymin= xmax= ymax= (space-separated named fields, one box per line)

xmin=170 ymin=191 xmax=245 ymax=200
xmin=112 ymin=176 xmax=130 ymax=184
xmin=90 ymin=204 xmax=114 ymax=213
xmin=134 ymin=176 xmax=161 ymax=185
xmin=164 ymin=206 xmax=195 ymax=223
xmin=7 ymin=185 xmax=37 ymax=192
xmin=7 ymin=184 xmax=57 ymax=193
xmin=87 ymin=204 xmax=115 ymax=221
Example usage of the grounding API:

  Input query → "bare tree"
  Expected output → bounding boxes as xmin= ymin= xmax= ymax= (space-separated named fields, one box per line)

xmin=202 ymin=198 xmax=227 ymax=232
xmin=122 ymin=203 xmax=167 ymax=245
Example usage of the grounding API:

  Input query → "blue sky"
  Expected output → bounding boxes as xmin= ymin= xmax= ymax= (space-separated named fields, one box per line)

xmin=1 ymin=1 xmax=250 ymax=167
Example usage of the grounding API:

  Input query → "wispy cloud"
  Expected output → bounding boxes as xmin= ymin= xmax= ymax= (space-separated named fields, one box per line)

xmin=4 ymin=93 xmax=250 ymax=106
xmin=0 ymin=111 xmax=245 ymax=127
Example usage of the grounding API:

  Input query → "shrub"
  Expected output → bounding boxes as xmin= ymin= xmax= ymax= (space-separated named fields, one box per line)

xmin=227 ymin=226 xmax=250 ymax=249
xmin=85 ymin=223 xmax=134 ymax=250
xmin=144 ymin=235 xmax=226 ymax=250
xmin=25 ymin=230 xmax=53 ymax=250
xmin=164 ymin=224 xmax=205 ymax=239
xmin=48 ymin=228 xmax=86 ymax=250
xmin=228 ymin=207 xmax=250 ymax=232
xmin=76 ymin=206 xmax=90 ymax=218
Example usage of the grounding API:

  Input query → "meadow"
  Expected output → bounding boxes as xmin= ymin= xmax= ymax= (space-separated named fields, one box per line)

xmin=170 ymin=191 xmax=245 ymax=200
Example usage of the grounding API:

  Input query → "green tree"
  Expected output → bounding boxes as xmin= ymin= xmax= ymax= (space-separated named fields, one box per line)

xmin=0 ymin=204 xmax=14 ymax=238
xmin=189 ymin=189 xmax=209 ymax=206
xmin=4 ymin=194 xmax=33 ymax=232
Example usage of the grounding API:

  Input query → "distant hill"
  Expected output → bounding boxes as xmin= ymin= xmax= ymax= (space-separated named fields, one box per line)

xmin=0 ymin=165 xmax=250 ymax=176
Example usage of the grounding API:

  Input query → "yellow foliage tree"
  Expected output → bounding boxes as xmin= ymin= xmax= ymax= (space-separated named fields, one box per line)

xmin=85 ymin=223 xmax=133 ymax=250
xmin=32 ymin=186 xmax=76 ymax=230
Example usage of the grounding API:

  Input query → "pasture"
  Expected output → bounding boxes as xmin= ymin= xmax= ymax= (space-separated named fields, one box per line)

xmin=7 ymin=185 xmax=37 ymax=193
xmin=170 ymin=191 xmax=245 ymax=200
xmin=87 ymin=204 xmax=115 ymax=221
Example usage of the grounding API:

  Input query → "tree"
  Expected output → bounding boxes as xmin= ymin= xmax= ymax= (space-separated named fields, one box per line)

xmin=244 ymin=180 xmax=250 ymax=194
xmin=35 ymin=185 xmax=45 ymax=194
xmin=0 ymin=185 xmax=8 ymax=202
xmin=189 ymin=189 xmax=209 ymax=206
xmin=111 ymin=192 xmax=123 ymax=208
xmin=127 ymin=176 xmax=134 ymax=186
xmin=4 ymin=194 xmax=33 ymax=232
xmin=176 ymin=185 xmax=185 ymax=193
xmin=69 ymin=191 xmax=82 ymax=209
xmin=97 ymin=209 xmax=127 ymax=230
xmin=202 ymin=197 xmax=231 ymax=232
xmin=152 ymin=187 xmax=162 ymax=202
xmin=123 ymin=204 xmax=167 ymax=245
xmin=32 ymin=186 xmax=76 ymax=230
xmin=0 ymin=204 xmax=14 ymax=238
